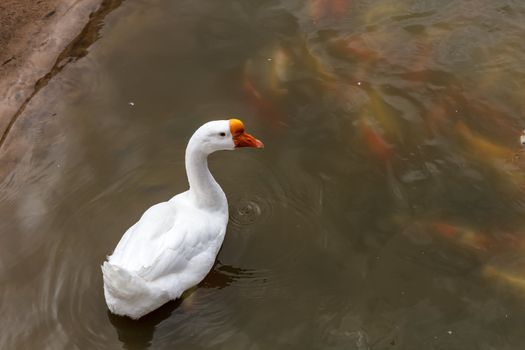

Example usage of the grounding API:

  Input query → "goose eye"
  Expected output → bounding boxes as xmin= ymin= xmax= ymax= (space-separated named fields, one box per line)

xmin=219 ymin=132 xmax=226 ymax=137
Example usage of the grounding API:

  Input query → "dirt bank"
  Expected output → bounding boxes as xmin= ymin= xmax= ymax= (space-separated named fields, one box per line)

xmin=0 ymin=0 xmax=105 ymax=146
xmin=0 ymin=0 xmax=60 ymax=72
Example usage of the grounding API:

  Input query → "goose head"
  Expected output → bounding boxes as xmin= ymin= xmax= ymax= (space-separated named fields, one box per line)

xmin=191 ymin=119 xmax=264 ymax=154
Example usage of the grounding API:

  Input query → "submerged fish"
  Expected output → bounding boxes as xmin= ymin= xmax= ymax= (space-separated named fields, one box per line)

xmin=363 ymin=1 xmax=407 ymax=24
xmin=311 ymin=0 xmax=350 ymax=23
xmin=430 ymin=221 xmax=491 ymax=251
xmin=242 ymin=60 xmax=286 ymax=128
xmin=402 ymin=218 xmax=525 ymax=253
xmin=268 ymin=48 xmax=292 ymax=96
xmin=455 ymin=121 xmax=514 ymax=160
xmin=361 ymin=120 xmax=393 ymax=163
xmin=366 ymin=90 xmax=404 ymax=142
xmin=327 ymin=35 xmax=381 ymax=63
xmin=454 ymin=121 xmax=525 ymax=189
xmin=423 ymin=100 xmax=453 ymax=136
xmin=484 ymin=265 xmax=525 ymax=291
xmin=483 ymin=256 xmax=525 ymax=294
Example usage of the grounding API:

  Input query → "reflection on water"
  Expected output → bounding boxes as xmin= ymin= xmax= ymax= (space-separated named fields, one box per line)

xmin=109 ymin=261 xmax=252 ymax=350
xmin=108 ymin=303 xmax=179 ymax=350
xmin=2 ymin=0 xmax=525 ymax=348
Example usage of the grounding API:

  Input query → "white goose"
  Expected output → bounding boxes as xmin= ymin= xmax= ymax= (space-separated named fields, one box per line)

xmin=102 ymin=119 xmax=263 ymax=319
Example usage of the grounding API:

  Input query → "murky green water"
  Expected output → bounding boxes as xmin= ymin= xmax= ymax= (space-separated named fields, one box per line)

xmin=2 ymin=0 xmax=525 ymax=348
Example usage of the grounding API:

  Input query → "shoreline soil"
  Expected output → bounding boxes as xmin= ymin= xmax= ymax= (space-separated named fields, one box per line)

xmin=0 ymin=0 xmax=106 ymax=147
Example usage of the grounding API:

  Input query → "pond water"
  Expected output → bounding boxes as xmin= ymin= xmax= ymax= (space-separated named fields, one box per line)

xmin=2 ymin=0 xmax=525 ymax=349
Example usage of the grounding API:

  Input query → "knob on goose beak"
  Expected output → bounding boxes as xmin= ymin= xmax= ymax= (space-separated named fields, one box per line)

xmin=230 ymin=119 xmax=264 ymax=148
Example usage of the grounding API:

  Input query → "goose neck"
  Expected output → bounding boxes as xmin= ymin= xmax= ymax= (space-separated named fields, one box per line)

xmin=185 ymin=140 xmax=225 ymax=210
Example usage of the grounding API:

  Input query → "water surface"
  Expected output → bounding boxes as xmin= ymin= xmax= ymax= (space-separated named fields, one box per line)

xmin=2 ymin=0 xmax=525 ymax=349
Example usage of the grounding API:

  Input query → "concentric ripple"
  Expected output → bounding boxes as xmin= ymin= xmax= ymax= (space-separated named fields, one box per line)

xmin=229 ymin=195 xmax=270 ymax=226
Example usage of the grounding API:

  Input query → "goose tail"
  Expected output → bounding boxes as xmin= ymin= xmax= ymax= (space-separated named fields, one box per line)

xmin=101 ymin=261 xmax=168 ymax=319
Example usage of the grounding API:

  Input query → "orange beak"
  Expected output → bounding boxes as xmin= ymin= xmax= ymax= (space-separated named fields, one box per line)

xmin=230 ymin=119 xmax=264 ymax=148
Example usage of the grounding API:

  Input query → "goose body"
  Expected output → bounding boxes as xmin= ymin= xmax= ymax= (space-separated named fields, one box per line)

xmin=102 ymin=119 xmax=263 ymax=319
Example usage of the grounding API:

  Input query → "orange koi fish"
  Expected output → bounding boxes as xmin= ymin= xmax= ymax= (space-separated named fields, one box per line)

xmin=455 ymin=121 xmax=514 ymax=160
xmin=268 ymin=48 xmax=291 ymax=96
xmin=430 ymin=221 xmax=491 ymax=251
xmin=328 ymin=35 xmax=381 ymax=62
xmin=364 ymin=2 xmax=407 ymax=24
xmin=483 ymin=264 xmax=525 ymax=293
xmin=242 ymin=68 xmax=285 ymax=129
xmin=366 ymin=90 xmax=403 ymax=141
xmin=361 ymin=121 xmax=393 ymax=162
xmin=311 ymin=0 xmax=350 ymax=22
xmin=424 ymin=101 xmax=452 ymax=136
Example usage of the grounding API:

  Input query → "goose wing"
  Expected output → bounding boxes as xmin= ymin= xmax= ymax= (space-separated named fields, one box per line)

xmin=108 ymin=202 xmax=188 ymax=279
xmin=107 ymin=195 xmax=222 ymax=283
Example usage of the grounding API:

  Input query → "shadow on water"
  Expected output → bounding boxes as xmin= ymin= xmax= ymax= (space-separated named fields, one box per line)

xmin=108 ymin=300 xmax=182 ymax=350
xmin=108 ymin=260 xmax=253 ymax=349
